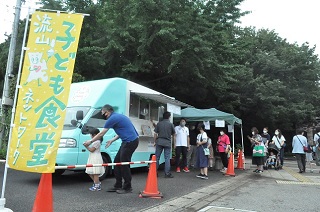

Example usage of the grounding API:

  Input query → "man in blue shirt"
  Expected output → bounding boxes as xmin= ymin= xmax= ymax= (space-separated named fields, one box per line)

xmin=84 ymin=104 xmax=139 ymax=194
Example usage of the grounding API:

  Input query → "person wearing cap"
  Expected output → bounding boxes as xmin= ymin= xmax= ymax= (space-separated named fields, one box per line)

xmin=84 ymin=104 xmax=139 ymax=194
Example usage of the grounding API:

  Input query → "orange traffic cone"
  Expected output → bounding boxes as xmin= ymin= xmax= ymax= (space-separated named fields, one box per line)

xmin=236 ymin=150 xmax=245 ymax=170
xmin=32 ymin=173 xmax=53 ymax=212
xmin=139 ymin=155 xmax=163 ymax=198
xmin=225 ymin=152 xmax=236 ymax=177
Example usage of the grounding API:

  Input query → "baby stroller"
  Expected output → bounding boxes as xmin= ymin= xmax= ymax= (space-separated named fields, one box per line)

xmin=265 ymin=143 xmax=281 ymax=170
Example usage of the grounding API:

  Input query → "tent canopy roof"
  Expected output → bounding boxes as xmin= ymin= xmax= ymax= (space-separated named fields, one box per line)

xmin=174 ymin=108 xmax=242 ymax=125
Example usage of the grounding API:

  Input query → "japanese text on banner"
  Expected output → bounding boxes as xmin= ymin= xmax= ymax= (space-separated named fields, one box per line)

xmin=8 ymin=11 xmax=84 ymax=173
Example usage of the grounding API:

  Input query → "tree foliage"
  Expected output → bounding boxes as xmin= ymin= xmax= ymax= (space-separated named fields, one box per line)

xmin=0 ymin=0 xmax=320 ymax=134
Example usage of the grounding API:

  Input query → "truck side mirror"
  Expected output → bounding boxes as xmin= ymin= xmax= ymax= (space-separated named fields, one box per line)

xmin=76 ymin=110 xmax=84 ymax=121
xmin=81 ymin=124 xmax=90 ymax=134
xmin=71 ymin=119 xmax=82 ymax=127
xmin=71 ymin=119 xmax=78 ymax=126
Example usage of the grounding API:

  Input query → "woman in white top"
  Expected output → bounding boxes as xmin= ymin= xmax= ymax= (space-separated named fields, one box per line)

xmin=195 ymin=124 xmax=209 ymax=180
xmin=271 ymin=129 xmax=286 ymax=167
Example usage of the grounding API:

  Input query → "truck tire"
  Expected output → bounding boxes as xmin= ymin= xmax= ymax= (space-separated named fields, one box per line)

xmin=53 ymin=169 xmax=65 ymax=177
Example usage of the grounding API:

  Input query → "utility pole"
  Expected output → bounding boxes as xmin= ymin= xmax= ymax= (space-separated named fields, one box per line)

xmin=0 ymin=0 xmax=23 ymax=149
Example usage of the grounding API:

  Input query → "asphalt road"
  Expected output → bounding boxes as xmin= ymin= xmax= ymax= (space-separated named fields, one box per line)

xmin=0 ymin=165 xmax=240 ymax=212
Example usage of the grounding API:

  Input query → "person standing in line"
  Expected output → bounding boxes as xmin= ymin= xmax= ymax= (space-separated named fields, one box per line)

xmin=248 ymin=127 xmax=264 ymax=173
xmin=207 ymin=137 xmax=215 ymax=171
xmin=195 ymin=124 xmax=209 ymax=180
xmin=84 ymin=104 xmax=139 ymax=194
xmin=306 ymin=148 xmax=314 ymax=173
xmin=187 ymin=124 xmax=198 ymax=169
xmin=313 ymin=127 xmax=320 ymax=166
xmin=174 ymin=118 xmax=190 ymax=173
xmin=217 ymin=129 xmax=231 ymax=173
xmin=154 ymin=111 xmax=175 ymax=178
xmin=84 ymin=128 xmax=105 ymax=191
xmin=292 ymin=128 xmax=308 ymax=173
xmin=271 ymin=129 xmax=286 ymax=167
xmin=261 ymin=127 xmax=271 ymax=169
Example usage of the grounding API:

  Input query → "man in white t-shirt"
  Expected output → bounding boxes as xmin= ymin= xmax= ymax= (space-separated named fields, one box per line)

xmin=174 ymin=118 xmax=190 ymax=173
xmin=313 ymin=127 xmax=320 ymax=166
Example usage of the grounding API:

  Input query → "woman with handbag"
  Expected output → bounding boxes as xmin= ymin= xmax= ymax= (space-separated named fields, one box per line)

xmin=271 ymin=129 xmax=286 ymax=167
xmin=248 ymin=127 xmax=264 ymax=173
xmin=217 ymin=129 xmax=231 ymax=173
xmin=292 ymin=128 xmax=308 ymax=173
xmin=195 ymin=124 xmax=209 ymax=180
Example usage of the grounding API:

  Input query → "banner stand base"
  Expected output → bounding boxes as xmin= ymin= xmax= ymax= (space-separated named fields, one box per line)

xmin=0 ymin=198 xmax=13 ymax=212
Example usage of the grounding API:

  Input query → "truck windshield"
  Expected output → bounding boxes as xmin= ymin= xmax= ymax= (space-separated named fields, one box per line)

xmin=63 ymin=106 xmax=90 ymax=130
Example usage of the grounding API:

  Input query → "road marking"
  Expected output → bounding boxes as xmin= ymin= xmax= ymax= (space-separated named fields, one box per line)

xmin=198 ymin=205 xmax=257 ymax=212
xmin=276 ymin=180 xmax=320 ymax=185
xmin=281 ymin=166 xmax=313 ymax=182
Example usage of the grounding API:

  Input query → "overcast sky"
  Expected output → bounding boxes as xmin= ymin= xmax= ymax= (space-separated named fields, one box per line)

xmin=239 ymin=0 xmax=320 ymax=56
xmin=0 ymin=0 xmax=319 ymax=56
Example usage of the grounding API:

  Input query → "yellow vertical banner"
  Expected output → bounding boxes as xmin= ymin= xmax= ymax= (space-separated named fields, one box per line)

xmin=7 ymin=11 xmax=84 ymax=173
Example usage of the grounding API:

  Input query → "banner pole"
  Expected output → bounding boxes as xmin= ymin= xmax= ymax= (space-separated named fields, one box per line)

xmin=0 ymin=9 xmax=31 ymax=201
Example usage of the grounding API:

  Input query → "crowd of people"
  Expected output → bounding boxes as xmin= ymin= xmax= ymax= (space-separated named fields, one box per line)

xmin=82 ymin=104 xmax=320 ymax=192
xmin=154 ymin=114 xmax=231 ymax=180
xmin=248 ymin=126 xmax=320 ymax=174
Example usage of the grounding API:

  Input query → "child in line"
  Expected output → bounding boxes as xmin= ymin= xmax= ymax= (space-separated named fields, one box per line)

xmin=267 ymin=151 xmax=277 ymax=165
xmin=306 ymin=150 xmax=314 ymax=173
xmin=83 ymin=128 xmax=105 ymax=191
xmin=207 ymin=137 xmax=215 ymax=171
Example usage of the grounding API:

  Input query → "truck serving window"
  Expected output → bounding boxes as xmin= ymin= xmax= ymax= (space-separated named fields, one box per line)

xmin=129 ymin=94 xmax=139 ymax=118
xmin=129 ymin=93 xmax=165 ymax=121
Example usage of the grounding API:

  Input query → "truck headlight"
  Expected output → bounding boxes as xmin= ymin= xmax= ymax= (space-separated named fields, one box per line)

xmin=59 ymin=138 xmax=77 ymax=148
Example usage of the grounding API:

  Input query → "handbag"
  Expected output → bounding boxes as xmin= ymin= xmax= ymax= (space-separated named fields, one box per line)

xmin=253 ymin=145 xmax=265 ymax=157
xmin=202 ymin=145 xmax=210 ymax=156
xmin=296 ymin=135 xmax=310 ymax=152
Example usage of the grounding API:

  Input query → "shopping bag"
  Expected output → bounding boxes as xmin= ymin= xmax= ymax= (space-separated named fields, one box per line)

xmin=203 ymin=147 xmax=210 ymax=156
xmin=253 ymin=145 xmax=265 ymax=157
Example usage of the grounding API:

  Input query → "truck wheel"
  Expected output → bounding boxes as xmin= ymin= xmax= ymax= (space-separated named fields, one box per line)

xmin=99 ymin=154 xmax=111 ymax=181
xmin=53 ymin=169 xmax=65 ymax=177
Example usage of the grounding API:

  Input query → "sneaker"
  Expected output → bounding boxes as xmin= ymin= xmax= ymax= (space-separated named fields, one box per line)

xmin=176 ymin=167 xmax=181 ymax=173
xmin=164 ymin=173 xmax=174 ymax=178
xmin=183 ymin=167 xmax=190 ymax=172
xmin=196 ymin=173 xmax=204 ymax=178
xmin=107 ymin=187 xmax=122 ymax=192
xmin=92 ymin=182 xmax=101 ymax=188
xmin=256 ymin=170 xmax=263 ymax=174
xmin=116 ymin=188 xmax=132 ymax=194
xmin=253 ymin=169 xmax=258 ymax=173
xmin=89 ymin=185 xmax=101 ymax=191
xmin=220 ymin=168 xmax=227 ymax=173
xmin=201 ymin=175 xmax=209 ymax=180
